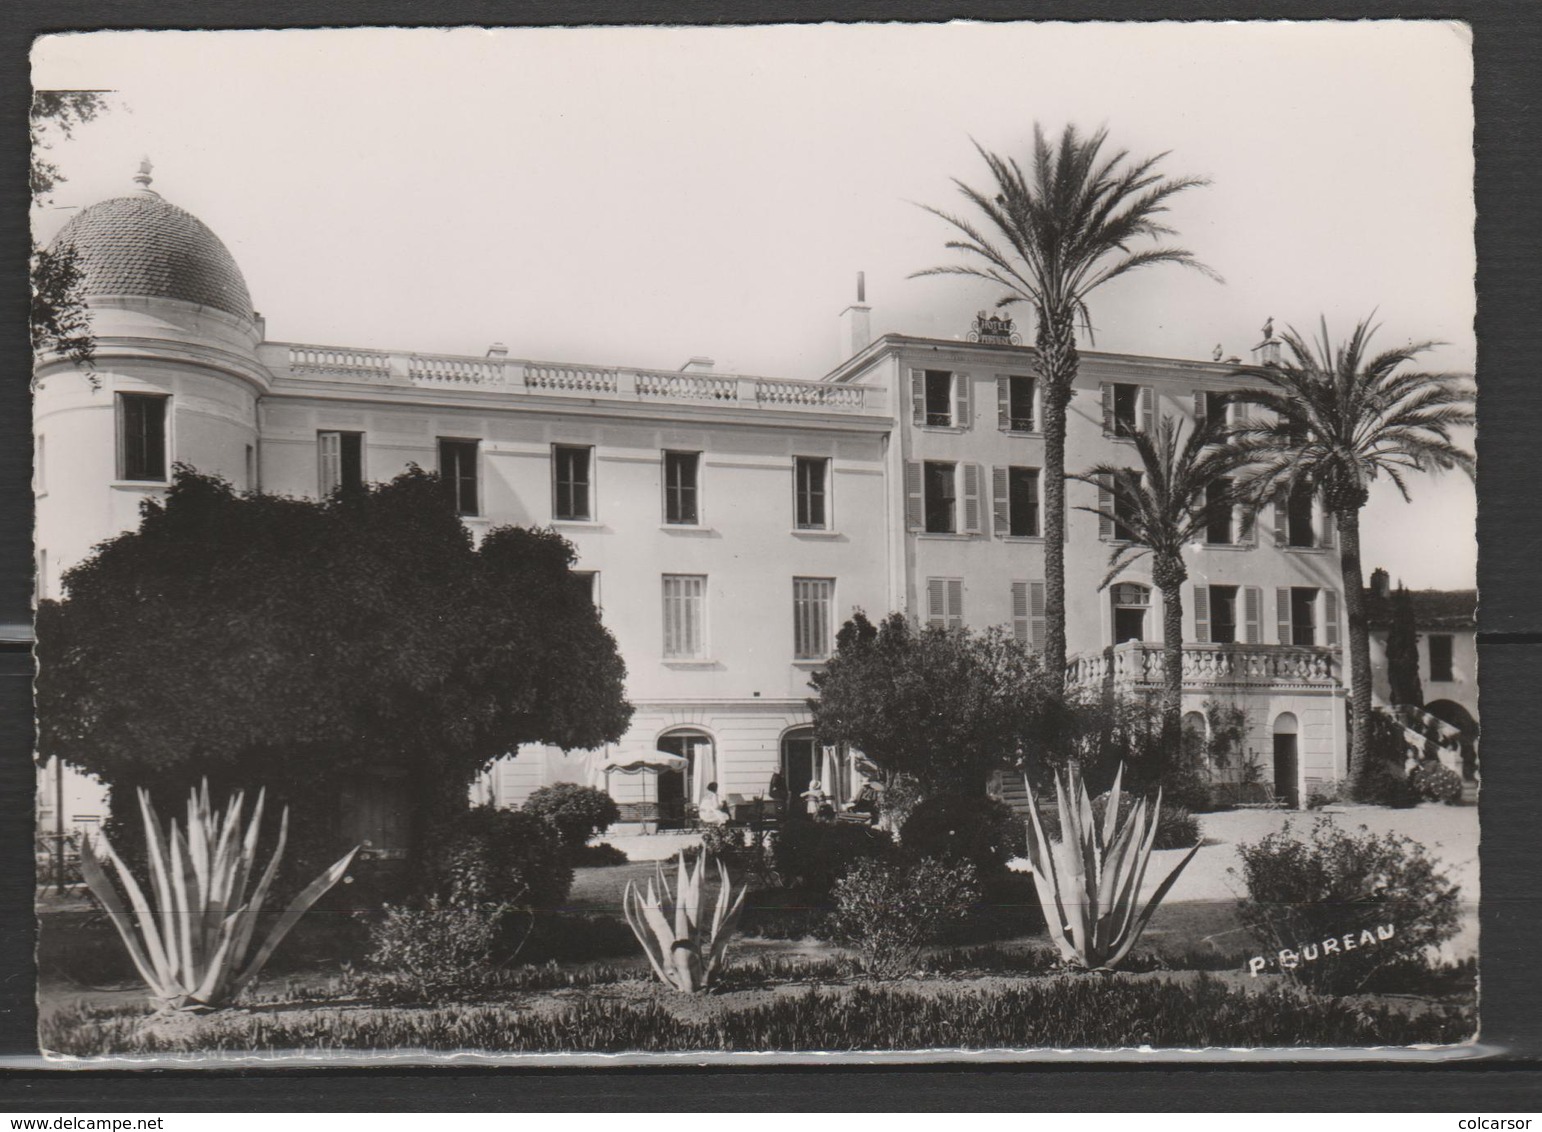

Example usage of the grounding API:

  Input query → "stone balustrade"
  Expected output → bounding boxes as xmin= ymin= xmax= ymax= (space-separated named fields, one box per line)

xmin=268 ymin=341 xmax=882 ymax=416
xmin=1066 ymin=640 xmax=1340 ymax=690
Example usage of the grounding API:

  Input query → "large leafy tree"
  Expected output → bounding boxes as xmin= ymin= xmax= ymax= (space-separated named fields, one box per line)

xmin=808 ymin=611 xmax=1054 ymax=797
xmin=913 ymin=124 xmax=1216 ymax=689
xmin=1074 ymin=413 xmax=1249 ymax=750
xmin=35 ymin=467 xmax=633 ymax=871
xmin=1227 ymin=318 xmax=1474 ymax=797
xmin=32 ymin=90 xmax=110 ymax=371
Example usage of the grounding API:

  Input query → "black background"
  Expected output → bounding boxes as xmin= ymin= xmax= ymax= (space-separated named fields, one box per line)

xmin=2 ymin=0 xmax=1538 ymax=1111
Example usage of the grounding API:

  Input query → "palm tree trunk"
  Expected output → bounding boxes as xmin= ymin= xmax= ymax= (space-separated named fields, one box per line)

xmin=1035 ymin=307 xmax=1079 ymax=694
xmin=1336 ymin=508 xmax=1374 ymax=797
xmin=1159 ymin=579 xmax=1184 ymax=759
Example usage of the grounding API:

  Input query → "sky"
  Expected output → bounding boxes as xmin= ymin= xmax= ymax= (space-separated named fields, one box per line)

xmin=31 ymin=22 xmax=1477 ymax=588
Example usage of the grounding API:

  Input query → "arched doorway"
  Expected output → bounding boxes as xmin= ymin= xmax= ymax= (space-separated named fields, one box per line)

xmin=1424 ymin=699 xmax=1479 ymax=781
xmin=657 ymin=728 xmax=714 ymax=829
xmin=1111 ymin=583 xmax=1151 ymax=645
xmin=780 ymin=727 xmax=849 ymax=818
xmin=1272 ymin=712 xmax=1300 ymax=808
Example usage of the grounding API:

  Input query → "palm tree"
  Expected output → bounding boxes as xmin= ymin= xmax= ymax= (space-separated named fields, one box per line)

xmin=1074 ymin=413 xmax=1249 ymax=749
xmin=1227 ymin=317 xmax=1475 ymax=797
xmin=913 ymin=124 xmax=1217 ymax=691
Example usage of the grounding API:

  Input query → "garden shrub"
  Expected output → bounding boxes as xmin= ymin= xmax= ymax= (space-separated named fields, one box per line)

xmin=694 ymin=822 xmax=774 ymax=882
xmin=770 ymin=818 xmax=894 ymax=897
xmin=946 ymin=869 xmax=1047 ymax=943
xmin=1233 ymin=816 xmax=1462 ymax=996
xmin=1409 ymin=760 xmax=1463 ymax=805
xmin=365 ymin=897 xmax=507 ymax=989
xmin=829 ymin=856 xmax=979 ymax=977
xmin=570 ymin=842 xmax=629 ymax=868
xmin=1358 ymin=761 xmax=1421 ymax=809
xmin=1305 ymin=781 xmax=1342 ymax=810
xmin=899 ymin=793 xmax=1021 ymax=876
xmin=427 ymin=804 xmax=573 ymax=910
xmin=522 ymin=783 xmax=620 ymax=850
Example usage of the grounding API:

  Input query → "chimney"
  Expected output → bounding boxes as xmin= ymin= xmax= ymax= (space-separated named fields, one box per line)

xmin=485 ymin=342 xmax=509 ymax=359
xmin=838 ymin=272 xmax=872 ymax=362
xmin=680 ymin=356 xmax=715 ymax=373
xmin=1370 ymin=567 xmax=1391 ymax=599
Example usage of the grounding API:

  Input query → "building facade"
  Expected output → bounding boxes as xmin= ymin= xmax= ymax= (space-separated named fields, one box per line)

xmin=35 ymin=174 xmax=1350 ymax=833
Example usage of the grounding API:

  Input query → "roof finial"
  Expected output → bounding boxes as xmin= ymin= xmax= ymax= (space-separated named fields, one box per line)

xmin=133 ymin=157 xmax=154 ymax=191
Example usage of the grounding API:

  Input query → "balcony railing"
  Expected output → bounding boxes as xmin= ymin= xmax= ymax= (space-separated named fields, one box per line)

xmin=1066 ymin=640 xmax=1340 ymax=691
xmin=265 ymin=342 xmax=884 ymax=416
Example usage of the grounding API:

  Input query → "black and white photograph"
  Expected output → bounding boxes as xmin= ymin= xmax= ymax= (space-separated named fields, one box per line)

xmin=27 ymin=21 xmax=1479 ymax=1061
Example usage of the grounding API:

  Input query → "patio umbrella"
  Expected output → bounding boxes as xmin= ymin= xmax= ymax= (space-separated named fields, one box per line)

xmin=597 ymin=750 xmax=689 ymax=775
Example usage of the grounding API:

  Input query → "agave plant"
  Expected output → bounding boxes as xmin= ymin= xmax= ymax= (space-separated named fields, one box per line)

xmin=1023 ymin=763 xmax=1202 ymax=971
xmin=621 ymin=851 xmax=746 ymax=993
xmin=77 ymin=781 xmax=357 ymax=1013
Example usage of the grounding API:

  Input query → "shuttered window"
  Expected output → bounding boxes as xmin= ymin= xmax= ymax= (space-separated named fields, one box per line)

xmin=961 ymin=463 xmax=983 ymax=533
xmin=1103 ymin=383 xmax=1152 ymax=438
xmin=793 ymin=577 xmax=834 ymax=660
xmin=926 ymin=577 xmax=964 ymax=630
xmin=994 ymin=466 xmax=1040 ymax=537
xmin=663 ymin=450 xmax=700 ymax=525
xmin=1323 ymin=589 xmax=1340 ymax=647
xmin=923 ymin=461 xmax=957 ymax=533
xmin=998 ymin=375 xmax=1036 ymax=432
xmin=318 ymin=431 xmax=363 ymax=496
xmin=439 ymin=438 xmax=480 ymax=516
xmin=662 ymin=574 xmax=707 ymax=658
xmin=912 ymin=369 xmax=969 ymax=428
xmin=1243 ymin=585 xmax=1263 ymax=644
xmin=1206 ymin=477 xmax=1235 ymax=544
xmin=794 ymin=456 xmax=829 ymax=529
xmin=553 ymin=445 xmax=592 ymax=521
xmin=1011 ymin=580 xmax=1047 ymax=650
xmin=1280 ymin=586 xmax=1320 ymax=646
xmin=118 ymin=393 xmax=168 ymax=482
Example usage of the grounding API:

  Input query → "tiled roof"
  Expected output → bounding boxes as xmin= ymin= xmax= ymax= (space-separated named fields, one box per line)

xmin=1365 ymin=587 xmax=1476 ymax=630
xmin=48 ymin=192 xmax=253 ymax=321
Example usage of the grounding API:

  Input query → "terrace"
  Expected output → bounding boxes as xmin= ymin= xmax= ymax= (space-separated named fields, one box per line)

xmin=1066 ymin=640 xmax=1341 ymax=692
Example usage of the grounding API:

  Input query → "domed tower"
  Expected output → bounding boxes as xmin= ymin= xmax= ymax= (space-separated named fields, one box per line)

xmin=34 ymin=162 xmax=268 ymax=599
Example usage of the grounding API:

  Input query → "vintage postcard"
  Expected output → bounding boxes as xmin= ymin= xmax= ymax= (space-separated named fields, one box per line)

xmin=29 ymin=22 xmax=1478 ymax=1062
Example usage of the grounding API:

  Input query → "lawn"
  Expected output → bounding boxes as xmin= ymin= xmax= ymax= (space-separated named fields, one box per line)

xmin=38 ymin=803 xmax=1480 ymax=1059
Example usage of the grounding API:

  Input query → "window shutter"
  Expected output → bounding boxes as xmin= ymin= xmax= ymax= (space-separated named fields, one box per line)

xmin=1319 ymin=501 xmax=1336 ymax=550
xmin=1276 ymin=587 xmax=1293 ymax=645
xmin=1238 ymin=501 xmax=1257 ymax=546
xmin=1011 ymin=581 xmax=1029 ymax=645
xmin=1030 ymin=581 xmax=1047 ymax=652
xmin=1140 ymin=386 xmax=1155 ymax=434
xmin=1098 ymin=473 xmax=1114 ymax=541
xmin=954 ymin=373 xmax=971 ymax=430
xmin=910 ymin=369 xmax=926 ymax=427
xmin=904 ymin=462 xmax=924 ymax=530
xmin=318 ymin=432 xmax=341 ymax=495
xmin=1193 ymin=584 xmax=1211 ymax=643
xmin=962 ymin=463 xmax=983 ymax=533
xmin=992 ymin=466 xmax=1009 ymax=537
xmin=926 ymin=578 xmax=946 ymax=628
xmin=1193 ymin=391 xmax=1206 ymax=428
xmin=1101 ymin=383 xmax=1114 ymax=434
xmin=946 ymin=579 xmax=964 ymax=629
xmin=1273 ymin=489 xmax=1289 ymax=547
xmin=1324 ymin=589 xmax=1340 ymax=646
xmin=996 ymin=376 xmax=1010 ymax=431
xmin=1244 ymin=586 xmax=1262 ymax=644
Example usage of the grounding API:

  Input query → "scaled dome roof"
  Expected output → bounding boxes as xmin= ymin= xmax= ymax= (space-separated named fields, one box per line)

xmin=48 ymin=186 xmax=254 ymax=322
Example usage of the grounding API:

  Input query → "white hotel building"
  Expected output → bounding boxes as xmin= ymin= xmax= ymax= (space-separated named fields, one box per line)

xmin=34 ymin=174 xmax=1348 ymax=840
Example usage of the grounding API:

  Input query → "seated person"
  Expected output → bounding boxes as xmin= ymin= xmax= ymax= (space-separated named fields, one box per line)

xmin=698 ymin=781 xmax=729 ymax=825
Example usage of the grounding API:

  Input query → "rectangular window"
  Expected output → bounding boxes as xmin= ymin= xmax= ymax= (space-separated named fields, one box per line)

xmin=1206 ymin=477 xmax=1235 ymax=545
xmin=1111 ymin=383 xmax=1140 ymax=438
xmin=1007 ymin=467 xmax=1040 ymax=537
xmin=924 ymin=461 xmax=957 ymax=533
xmin=1011 ymin=580 xmax=1047 ymax=650
xmin=1209 ymin=584 xmax=1240 ymax=644
xmin=794 ymin=456 xmax=829 ymax=530
xmin=793 ymin=577 xmax=834 ymax=660
xmin=553 ymin=445 xmax=592 ymax=521
xmin=1287 ymin=484 xmax=1316 ymax=547
xmin=1007 ymin=376 xmax=1035 ymax=432
xmin=438 ymin=438 xmax=480 ymax=516
xmin=318 ymin=431 xmax=363 ymax=496
xmin=118 ymin=393 xmax=168 ymax=482
xmin=1290 ymin=587 xmax=1319 ymax=646
xmin=663 ymin=450 xmax=700 ymax=525
xmin=1429 ymin=634 xmax=1455 ymax=682
xmin=1113 ymin=476 xmax=1140 ymax=542
xmin=1204 ymin=391 xmax=1231 ymax=426
xmin=925 ymin=577 xmax=964 ymax=630
xmin=662 ymin=574 xmax=706 ymax=658
xmin=573 ymin=570 xmax=599 ymax=607
xmin=924 ymin=370 xmax=953 ymax=426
